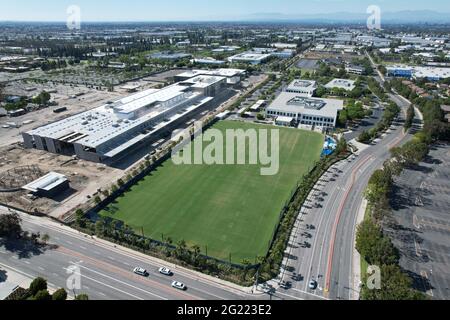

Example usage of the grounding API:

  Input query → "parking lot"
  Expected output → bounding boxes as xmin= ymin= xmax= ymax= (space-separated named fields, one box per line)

xmin=387 ymin=142 xmax=450 ymax=299
xmin=296 ymin=59 xmax=319 ymax=70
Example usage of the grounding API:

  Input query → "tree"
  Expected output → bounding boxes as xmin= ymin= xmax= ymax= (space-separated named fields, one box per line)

xmin=361 ymin=265 xmax=426 ymax=300
xmin=356 ymin=220 xmax=399 ymax=266
xmin=338 ymin=109 xmax=348 ymax=126
xmin=0 ymin=213 xmax=22 ymax=238
xmin=94 ymin=196 xmax=102 ymax=204
xmin=404 ymin=105 xmax=415 ymax=131
xmin=40 ymin=233 xmax=50 ymax=244
xmin=75 ymin=293 xmax=89 ymax=300
xmin=33 ymin=290 xmax=52 ymax=301
xmin=335 ymin=137 xmax=348 ymax=155
xmin=29 ymin=277 xmax=48 ymax=296
xmin=358 ymin=130 xmax=372 ymax=144
xmin=52 ymin=288 xmax=68 ymax=301
xmin=365 ymin=169 xmax=392 ymax=206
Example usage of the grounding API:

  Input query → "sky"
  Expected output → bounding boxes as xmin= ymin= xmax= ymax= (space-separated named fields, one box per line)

xmin=0 ymin=0 xmax=449 ymax=22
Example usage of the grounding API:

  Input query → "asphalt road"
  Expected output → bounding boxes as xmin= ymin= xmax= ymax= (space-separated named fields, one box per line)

xmin=279 ymin=92 xmax=415 ymax=300
xmin=0 ymin=208 xmax=257 ymax=300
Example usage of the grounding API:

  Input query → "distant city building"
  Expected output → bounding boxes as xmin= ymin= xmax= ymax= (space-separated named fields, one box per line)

xmin=413 ymin=66 xmax=450 ymax=81
xmin=227 ymin=50 xmax=272 ymax=65
xmin=148 ymin=52 xmax=192 ymax=61
xmin=345 ymin=65 xmax=365 ymax=75
xmin=271 ymin=49 xmax=296 ymax=59
xmin=386 ymin=65 xmax=414 ymax=78
xmin=174 ymin=68 xmax=245 ymax=85
xmin=284 ymin=80 xmax=317 ymax=97
xmin=211 ymin=46 xmax=240 ymax=53
xmin=192 ymin=58 xmax=226 ymax=66
xmin=387 ymin=65 xmax=450 ymax=81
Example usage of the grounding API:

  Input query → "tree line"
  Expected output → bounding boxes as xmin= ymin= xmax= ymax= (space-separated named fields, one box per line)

xmin=355 ymin=77 xmax=448 ymax=299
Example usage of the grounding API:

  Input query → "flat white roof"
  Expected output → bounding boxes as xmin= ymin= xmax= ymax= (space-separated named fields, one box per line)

xmin=276 ymin=116 xmax=294 ymax=122
xmin=27 ymin=84 xmax=201 ymax=149
xmin=267 ymin=93 xmax=344 ymax=118
xmin=325 ymin=79 xmax=356 ymax=91
xmin=184 ymin=68 xmax=244 ymax=78
xmin=286 ymin=79 xmax=317 ymax=91
xmin=413 ymin=66 xmax=450 ymax=79
xmin=113 ymin=85 xmax=188 ymax=114
xmin=22 ymin=172 xmax=68 ymax=193
xmin=228 ymin=52 xmax=272 ymax=62
xmin=181 ymin=75 xmax=226 ymax=88
xmin=250 ymin=100 xmax=266 ymax=110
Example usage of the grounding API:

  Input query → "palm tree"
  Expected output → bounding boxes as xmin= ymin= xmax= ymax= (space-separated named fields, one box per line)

xmin=191 ymin=245 xmax=201 ymax=265
xmin=241 ymin=259 xmax=252 ymax=281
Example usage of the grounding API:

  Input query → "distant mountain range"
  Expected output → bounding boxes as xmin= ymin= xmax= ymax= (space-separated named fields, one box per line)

xmin=229 ymin=10 xmax=450 ymax=24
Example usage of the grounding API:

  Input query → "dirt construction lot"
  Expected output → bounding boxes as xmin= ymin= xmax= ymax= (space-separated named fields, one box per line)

xmin=0 ymin=144 xmax=122 ymax=219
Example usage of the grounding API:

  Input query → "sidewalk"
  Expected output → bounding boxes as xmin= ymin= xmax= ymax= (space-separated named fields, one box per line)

xmin=0 ymin=262 xmax=72 ymax=299
xmin=351 ymin=199 xmax=367 ymax=300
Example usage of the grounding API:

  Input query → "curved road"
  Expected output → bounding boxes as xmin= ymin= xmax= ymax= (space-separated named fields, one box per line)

xmin=278 ymin=93 xmax=415 ymax=300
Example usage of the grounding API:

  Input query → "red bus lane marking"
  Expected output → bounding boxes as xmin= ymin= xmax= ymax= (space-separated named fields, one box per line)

xmin=324 ymin=155 xmax=372 ymax=294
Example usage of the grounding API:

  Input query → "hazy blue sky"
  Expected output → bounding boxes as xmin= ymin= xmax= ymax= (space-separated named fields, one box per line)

xmin=0 ymin=0 xmax=448 ymax=21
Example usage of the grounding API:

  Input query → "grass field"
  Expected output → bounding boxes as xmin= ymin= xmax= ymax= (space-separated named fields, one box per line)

xmin=101 ymin=121 xmax=323 ymax=263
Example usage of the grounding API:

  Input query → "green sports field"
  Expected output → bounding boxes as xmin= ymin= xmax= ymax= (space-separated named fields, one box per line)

xmin=100 ymin=121 xmax=323 ymax=263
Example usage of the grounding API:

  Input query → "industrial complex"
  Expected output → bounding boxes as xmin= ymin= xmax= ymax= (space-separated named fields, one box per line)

xmin=22 ymin=74 xmax=230 ymax=164
xmin=387 ymin=65 xmax=450 ymax=81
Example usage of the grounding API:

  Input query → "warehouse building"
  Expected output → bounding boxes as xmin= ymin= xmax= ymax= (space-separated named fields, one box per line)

xmin=387 ymin=65 xmax=450 ymax=81
xmin=174 ymin=68 xmax=245 ymax=85
xmin=386 ymin=65 xmax=414 ymax=78
xmin=266 ymin=93 xmax=344 ymax=130
xmin=284 ymin=80 xmax=317 ymax=97
xmin=227 ymin=48 xmax=275 ymax=65
xmin=22 ymin=75 xmax=227 ymax=164
xmin=413 ymin=67 xmax=450 ymax=81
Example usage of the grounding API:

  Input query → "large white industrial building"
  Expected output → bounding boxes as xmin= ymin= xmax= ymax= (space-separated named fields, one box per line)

xmin=266 ymin=93 xmax=344 ymax=130
xmin=22 ymin=74 xmax=228 ymax=164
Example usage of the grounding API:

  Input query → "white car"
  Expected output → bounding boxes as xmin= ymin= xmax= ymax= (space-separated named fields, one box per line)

xmin=133 ymin=267 xmax=148 ymax=277
xmin=171 ymin=281 xmax=187 ymax=291
xmin=308 ymin=280 xmax=318 ymax=290
xmin=159 ymin=267 xmax=172 ymax=276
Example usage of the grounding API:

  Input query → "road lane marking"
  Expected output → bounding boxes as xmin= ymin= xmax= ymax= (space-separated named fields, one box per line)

xmin=69 ymin=262 xmax=169 ymax=300
xmin=275 ymin=291 xmax=304 ymax=300
xmin=324 ymin=155 xmax=373 ymax=295
xmin=8 ymin=210 xmax=247 ymax=299
xmin=62 ymin=267 xmax=144 ymax=300
xmin=290 ymin=288 xmax=329 ymax=300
